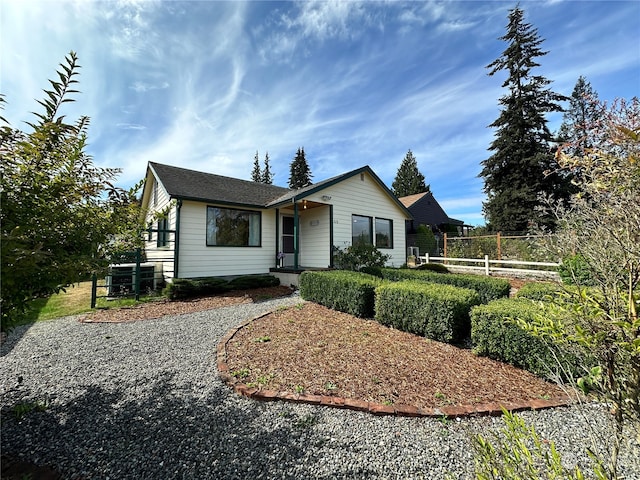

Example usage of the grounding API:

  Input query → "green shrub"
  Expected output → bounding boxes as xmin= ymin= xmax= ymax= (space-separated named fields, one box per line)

xmin=471 ymin=298 xmax=586 ymax=380
xmin=333 ymin=243 xmax=390 ymax=271
xmin=415 ymin=262 xmax=449 ymax=273
xmin=227 ymin=274 xmax=280 ymax=290
xmin=299 ymin=270 xmax=381 ymax=318
xmin=515 ymin=281 xmax=565 ymax=302
xmin=381 ymin=268 xmax=510 ymax=304
xmin=359 ymin=266 xmax=383 ymax=278
xmin=375 ymin=281 xmax=481 ymax=343
xmin=558 ymin=253 xmax=595 ymax=286
xmin=416 ymin=224 xmax=436 ymax=255
xmin=163 ymin=277 xmax=230 ymax=300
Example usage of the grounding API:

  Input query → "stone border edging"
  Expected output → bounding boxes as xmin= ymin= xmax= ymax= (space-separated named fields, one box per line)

xmin=217 ymin=312 xmax=571 ymax=418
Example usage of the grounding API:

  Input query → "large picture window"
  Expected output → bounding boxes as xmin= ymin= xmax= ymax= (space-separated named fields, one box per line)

xmin=375 ymin=218 xmax=393 ymax=249
xmin=207 ymin=207 xmax=261 ymax=246
xmin=352 ymin=215 xmax=372 ymax=245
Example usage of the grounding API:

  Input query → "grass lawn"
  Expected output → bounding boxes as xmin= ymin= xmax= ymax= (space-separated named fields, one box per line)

xmin=22 ymin=281 xmax=159 ymax=325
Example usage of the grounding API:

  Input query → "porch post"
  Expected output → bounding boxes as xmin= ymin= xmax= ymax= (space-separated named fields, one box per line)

xmin=329 ymin=204 xmax=334 ymax=268
xmin=293 ymin=202 xmax=299 ymax=270
xmin=275 ymin=208 xmax=280 ymax=268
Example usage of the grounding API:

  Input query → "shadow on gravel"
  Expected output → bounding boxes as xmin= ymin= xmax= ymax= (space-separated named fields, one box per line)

xmin=2 ymin=373 xmax=331 ymax=479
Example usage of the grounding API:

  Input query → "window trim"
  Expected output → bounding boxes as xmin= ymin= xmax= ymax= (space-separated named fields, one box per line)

xmin=206 ymin=205 xmax=262 ymax=247
xmin=375 ymin=217 xmax=393 ymax=249
xmin=157 ymin=217 xmax=169 ymax=248
xmin=351 ymin=214 xmax=373 ymax=246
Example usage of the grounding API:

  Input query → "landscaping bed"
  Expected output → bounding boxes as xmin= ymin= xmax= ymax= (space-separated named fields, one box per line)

xmin=223 ymin=302 xmax=568 ymax=413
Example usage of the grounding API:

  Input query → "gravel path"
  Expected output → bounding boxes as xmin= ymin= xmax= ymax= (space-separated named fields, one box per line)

xmin=2 ymin=296 xmax=639 ymax=479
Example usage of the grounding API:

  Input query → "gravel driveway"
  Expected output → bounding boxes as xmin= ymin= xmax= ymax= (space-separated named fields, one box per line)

xmin=2 ymin=296 xmax=638 ymax=479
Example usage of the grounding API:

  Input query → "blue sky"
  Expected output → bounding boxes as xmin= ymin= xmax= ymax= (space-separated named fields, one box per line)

xmin=1 ymin=1 xmax=638 ymax=226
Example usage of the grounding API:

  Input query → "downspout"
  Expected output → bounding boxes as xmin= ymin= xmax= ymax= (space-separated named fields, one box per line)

xmin=173 ymin=199 xmax=182 ymax=278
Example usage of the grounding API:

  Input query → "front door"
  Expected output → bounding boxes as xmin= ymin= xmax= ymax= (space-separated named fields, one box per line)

xmin=281 ymin=216 xmax=295 ymax=267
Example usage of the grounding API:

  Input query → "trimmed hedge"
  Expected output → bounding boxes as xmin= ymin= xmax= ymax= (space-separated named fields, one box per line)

xmin=227 ymin=274 xmax=280 ymax=290
xmin=375 ymin=281 xmax=481 ymax=343
xmin=299 ymin=270 xmax=381 ymax=317
xmin=515 ymin=281 xmax=565 ymax=302
xmin=381 ymin=268 xmax=510 ymax=304
xmin=471 ymin=298 xmax=585 ymax=380
xmin=163 ymin=274 xmax=280 ymax=300
xmin=415 ymin=263 xmax=450 ymax=273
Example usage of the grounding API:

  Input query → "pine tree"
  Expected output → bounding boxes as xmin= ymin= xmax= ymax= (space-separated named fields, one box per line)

xmin=288 ymin=147 xmax=312 ymax=189
xmin=251 ymin=151 xmax=262 ymax=182
xmin=391 ymin=149 xmax=429 ymax=197
xmin=262 ymin=152 xmax=274 ymax=184
xmin=558 ymin=76 xmax=604 ymax=159
xmin=480 ymin=6 xmax=569 ymax=232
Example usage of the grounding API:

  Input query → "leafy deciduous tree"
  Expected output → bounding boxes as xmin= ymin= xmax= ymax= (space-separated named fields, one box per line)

xmin=0 ymin=52 xmax=142 ymax=331
xmin=391 ymin=149 xmax=429 ymax=198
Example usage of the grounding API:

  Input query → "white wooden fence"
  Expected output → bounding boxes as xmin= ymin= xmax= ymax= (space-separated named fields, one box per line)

xmin=420 ymin=254 xmax=560 ymax=278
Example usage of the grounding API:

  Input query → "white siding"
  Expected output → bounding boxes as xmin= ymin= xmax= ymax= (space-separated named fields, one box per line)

xmin=142 ymin=175 xmax=176 ymax=281
xmin=297 ymin=207 xmax=331 ymax=267
xmin=178 ymin=201 xmax=277 ymax=278
xmin=302 ymin=172 xmax=409 ymax=267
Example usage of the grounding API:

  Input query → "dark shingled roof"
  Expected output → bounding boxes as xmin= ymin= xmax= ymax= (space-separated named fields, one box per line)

xmin=149 ymin=162 xmax=291 ymax=207
xmin=399 ymin=191 xmax=463 ymax=226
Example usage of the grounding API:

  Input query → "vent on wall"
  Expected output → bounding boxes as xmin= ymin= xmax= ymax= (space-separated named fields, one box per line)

xmin=360 ymin=173 xmax=365 ymax=181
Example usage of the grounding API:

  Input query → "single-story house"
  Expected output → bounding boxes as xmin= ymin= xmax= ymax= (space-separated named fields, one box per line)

xmin=141 ymin=162 xmax=412 ymax=286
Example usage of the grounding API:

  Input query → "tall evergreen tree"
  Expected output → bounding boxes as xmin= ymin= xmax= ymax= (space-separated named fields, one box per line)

xmin=251 ymin=151 xmax=262 ymax=182
xmin=262 ymin=152 xmax=274 ymax=184
xmin=558 ymin=76 xmax=604 ymax=159
xmin=288 ymin=147 xmax=312 ymax=189
xmin=480 ymin=6 xmax=569 ymax=232
xmin=391 ymin=149 xmax=429 ymax=197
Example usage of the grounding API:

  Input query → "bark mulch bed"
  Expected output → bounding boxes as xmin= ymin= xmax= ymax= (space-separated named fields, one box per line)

xmin=222 ymin=302 xmax=569 ymax=416
xmin=79 ymin=286 xmax=295 ymax=323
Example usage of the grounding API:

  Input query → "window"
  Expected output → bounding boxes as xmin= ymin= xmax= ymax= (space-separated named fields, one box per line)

xmin=157 ymin=217 xmax=169 ymax=247
xmin=282 ymin=216 xmax=295 ymax=253
xmin=375 ymin=218 xmax=393 ymax=249
xmin=207 ymin=207 xmax=261 ymax=246
xmin=352 ymin=215 xmax=372 ymax=245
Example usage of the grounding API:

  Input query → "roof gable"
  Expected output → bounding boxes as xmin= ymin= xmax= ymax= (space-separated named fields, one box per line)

xmin=148 ymin=162 xmax=290 ymax=207
xmin=399 ymin=191 xmax=455 ymax=226
xmin=267 ymin=165 xmax=412 ymax=218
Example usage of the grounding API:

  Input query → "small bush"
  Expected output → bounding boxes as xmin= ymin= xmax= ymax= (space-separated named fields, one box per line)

xmin=333 ymin=243 xmax=390 ymax=271
xmin=227 ymin=275 xmax=280 ymax=290
xmin=415 ymin=263 xmax=449 ymax=273
xmin=471 ymin=298 xmax=585 ymax=380
xmin=515 ymin=282 xmax=565 ymax=302
xmin=375 ymin=281 xmax=481 ymax=343
xmin=381 ymin=268 xmax=510 ymax=304
xmin=163 ymin=277 xmax=230 ymax=300
xmin=359 ymin=266 xmax=383 ymax=278
xmin=299 ymin=270 xmax=381 ymax=317
xmin=558 ymin=254 xmax=595 ymax=286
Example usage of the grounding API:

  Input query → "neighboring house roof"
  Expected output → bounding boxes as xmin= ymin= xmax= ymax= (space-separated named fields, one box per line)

xmin=148 ymin=162 xmax=290 ymax=208
xmin=399 ymin=191 xmax=463 ymax=227
xmin=147 ymin=162 xmax=412 ymax=218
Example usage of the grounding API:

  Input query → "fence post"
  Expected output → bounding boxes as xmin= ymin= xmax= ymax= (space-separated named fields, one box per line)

xmin=425 ymin=253 xmax=429 ymax=264
xmin=91 ymin=273 xmax=97 ymax=309
xmin=443 ymin=232 xmax=447 ymax=260
xmin=484 ymin=255 xmax=490 ymax=276
xmin=497 ymin=231 xmax=502 ymax=260
xmin=134 ymin=248 xmax=141 ymax=301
